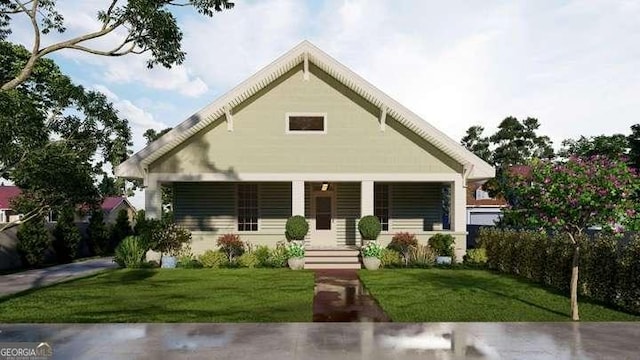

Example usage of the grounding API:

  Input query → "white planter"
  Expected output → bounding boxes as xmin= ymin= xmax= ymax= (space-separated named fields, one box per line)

xmin=363 ymin=257 xmax=381 ymax=270
xmin=288 ymin=257 xmax=305 ymax=270
xmin=161 ymin=255 xmax=177 ymax=268
xmin=436 ymin=256 xmax=452 ymax=265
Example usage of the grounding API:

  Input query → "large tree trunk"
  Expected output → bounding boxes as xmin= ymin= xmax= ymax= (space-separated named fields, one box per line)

xmin=570 ymin=243 xmax=580 ymax=321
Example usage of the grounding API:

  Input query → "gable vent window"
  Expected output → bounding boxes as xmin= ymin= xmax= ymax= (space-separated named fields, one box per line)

xmin=237 ymin=184 xmax=258 ymax=231
xmin=286 ymin=113 xmax=327 ymax=133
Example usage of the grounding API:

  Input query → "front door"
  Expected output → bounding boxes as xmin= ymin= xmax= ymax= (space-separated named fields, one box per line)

xmin=311 ymin=192 xmax=336 ymax=247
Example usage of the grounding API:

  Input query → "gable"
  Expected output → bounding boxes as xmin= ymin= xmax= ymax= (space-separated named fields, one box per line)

xmin=116 ymin=41 xmax=495 ymax=181
xmin=149 ymin=64 xmax=462 ymax=175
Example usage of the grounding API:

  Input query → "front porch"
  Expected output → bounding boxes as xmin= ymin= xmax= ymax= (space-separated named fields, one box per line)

xmin=144 ymin=175 xmax=468 ymax=259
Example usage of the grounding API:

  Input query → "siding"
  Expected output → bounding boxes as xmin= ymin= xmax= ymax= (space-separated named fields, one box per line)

xmin=174 ymin=182 xmax=291 ymax=234
xmin=336 ymin=182 xmax=360 ymax=246
xmin=149 ymin=64 xmax=461 ymax=175
xmin=390 ymin=182 xmax=443 ymax=232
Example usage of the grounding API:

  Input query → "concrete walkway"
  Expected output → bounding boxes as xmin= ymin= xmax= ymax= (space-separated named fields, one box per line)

xmin=0 ymin=257 xmax=117 ymax=298
xmin=313 ymin=270 xmax=390 ymax=322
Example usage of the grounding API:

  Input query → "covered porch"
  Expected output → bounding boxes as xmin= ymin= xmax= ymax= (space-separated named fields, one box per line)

xmin=144 ymin=174 xmax=467 ymax=259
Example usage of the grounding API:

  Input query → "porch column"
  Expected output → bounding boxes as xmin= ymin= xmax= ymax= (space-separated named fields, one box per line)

xmin=291 ymin=181 xmax=305 ymax=216
xmin=450 ymin=177 xmax=466 ymax=232
xmin=145 ymin=180 xmax=162 ymax=219
xmin=361 ymin=180 xmax=374 ymax=216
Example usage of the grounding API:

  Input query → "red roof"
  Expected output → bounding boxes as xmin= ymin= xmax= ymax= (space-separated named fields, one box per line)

xmin=466 ymin=182 xmax=508 ymax=207
xmin=101 ymin=196 xmax=126 ymax=212
xmin=0 ymin=185 xmax=21 ymax=209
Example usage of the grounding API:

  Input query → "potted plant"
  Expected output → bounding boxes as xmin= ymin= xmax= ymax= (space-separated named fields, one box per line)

xmin=285 ymin=215 xmax=309 ymax=246
xmin=358 ymin=215 xmax=382 ymax=245
xmin=360 ymin=241 xmax=383 ymax=270
xmin=428 ymin=233 xmax=455 ymax=265
xmin=286 ymin=242 xmax=305 ymax=270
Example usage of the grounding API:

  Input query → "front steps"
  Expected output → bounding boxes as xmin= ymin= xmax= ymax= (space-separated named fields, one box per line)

xmin=305 ymin=247 xmax=361 ymax=269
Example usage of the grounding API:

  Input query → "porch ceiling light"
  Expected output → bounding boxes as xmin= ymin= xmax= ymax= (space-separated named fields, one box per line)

xmin=321 ymin=182 xmax=329 ymax=191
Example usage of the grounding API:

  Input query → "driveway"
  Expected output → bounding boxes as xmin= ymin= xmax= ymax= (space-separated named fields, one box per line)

xmin=0 ymin=257 xmax=117 ymax=298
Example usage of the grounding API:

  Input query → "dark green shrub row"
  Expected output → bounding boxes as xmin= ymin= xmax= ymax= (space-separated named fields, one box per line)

xmin=478 ymin=228 xmax=640 ymax=314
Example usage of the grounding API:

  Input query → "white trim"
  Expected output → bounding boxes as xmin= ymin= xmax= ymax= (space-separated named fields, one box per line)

xmin=148 ymin=172 xmax=463 ymax=183
xmin=379 ymin=105 xmax=387 ymax=132
xmin=291 ymin=181 xmax=305 ymax=216
xmin=285 ymin=112 xmax=327 ymax=134
xmin=235 ymin=183 xmax=260 ymax=233
xmin=115 ymin=41 xmax=494 ymax=181
xmin=224 ymin=106 xmax=233 ymax=132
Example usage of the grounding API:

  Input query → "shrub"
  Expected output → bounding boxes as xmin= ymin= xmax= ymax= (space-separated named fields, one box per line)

xmin=361 ymin=241 xmax=383 ymax=258
xmin=409 ymin=245 xmax=436 ymax=267
xmin=133 ymin=209 xmax=147 ymax=236
xmin=380 ymin=248 xmax=402 ymax=268
xmin=463 ymin=248 xmax=488 ymax=266
xmin=358 ymin=216 xmax=382 ymax=240
xmin=254 ymin=245 xmax=271 ymax=267
xmin=286 ymin=242 xmax=305 ymax=259
xmin=285 ymin=216 xmax=309 ymax=241
xmin=87 ymin=209 xmax=109 ymax=256
xmin=267 ymin=242 xmax=288 ymax=268
xmin=17 ymin=219 xmax=51 ymax=267
xmin=176 ymin=243 xmax=202 ymax=268
xmin=428 ymin=233 xmax=455 ymax=257
xmin=388 ymin=232 xmax=418 ymax=265
xmin=52 ymin=207 xmax=81 ymax=263
xmin=216 ymin=234 xmax=245 ymax=261
xmin=238 ymin=252 xmax=259 ymax=268
xmin=141 ymin=218 xmax=192 ymax=261
xmin=113 ymin=236 xmax=146 ymax=268
xmin=109 ymin=209 xmax=132 ymax=251
xmin=618 ymin=235 xmax=640 ymax=314
xmin=199 ymin=250 xmax=229 ymax=268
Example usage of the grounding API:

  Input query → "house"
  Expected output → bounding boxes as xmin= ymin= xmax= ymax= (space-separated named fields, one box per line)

xmin=116 ymin=41 xmax=495 ymax=262
xmin=0 ymin=185 xmax=21 ymax=223
xmin=76 ymin=196 xmax=136 ymax=224
xmin=466 ymin=182 xmax=507 ymax=226
xmin=0 ymin=185 xmax=135 ymax=224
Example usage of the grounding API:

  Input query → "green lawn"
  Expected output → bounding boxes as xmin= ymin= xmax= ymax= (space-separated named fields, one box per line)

xmin=359 ymin=269 xmax=640 ymax=322
xmin=0 ymin=269 xmax=315 ymax=322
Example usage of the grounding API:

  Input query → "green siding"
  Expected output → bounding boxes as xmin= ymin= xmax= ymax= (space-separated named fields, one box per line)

xmin=336 ymin=182 xmax=360 ymax=246
xmin=390 ymin=182 xmax=443 ymax=232
xmin=150 ymin=64 xmax=461 ymax=174
xmin=174 ymin=182 xmax=290 ymax=235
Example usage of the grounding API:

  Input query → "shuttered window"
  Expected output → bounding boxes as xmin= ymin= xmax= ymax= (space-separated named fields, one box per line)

xmin=237 ymin=184 xmax=258 ymax=231
xmin=375 ymin=183 xmax=389 ymax=231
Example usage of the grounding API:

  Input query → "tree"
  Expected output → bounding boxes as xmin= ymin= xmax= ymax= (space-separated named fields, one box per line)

xmin=629 ymin=124 xmax=640 ymax=170
xmin=109 ymin=208 xmax=132 ymax=250
xmin=0 ymin=0 xmax=234 ymax=90
xmin=87 ymin=208 xmax=109 ymax=256
xmin=52 ymin=206 xmax=82 ymax=262
xmin=559 ymin=134 xmax=629 ymax=160
xmin=0 ymin=41 xmax=131 ymax=229
xmin=16 ymin=217 xmax=50 ymax=267
xmin=460 ymin=125 xmax=491 ymax=163
xmin=503 ymin=155 xmax=639 ymax=320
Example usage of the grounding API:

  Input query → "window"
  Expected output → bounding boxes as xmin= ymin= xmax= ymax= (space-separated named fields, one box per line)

xmin=374 ymin=183 xmax=389 ymax=231
xmin=286 ymin=113 xmax=326 ymax=133
xmin=237 ymin=184 xmax=258 ymax=231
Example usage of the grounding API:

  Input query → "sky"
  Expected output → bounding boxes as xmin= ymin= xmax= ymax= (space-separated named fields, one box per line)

xmin=7 ymin=0 xmax=640 ymax=209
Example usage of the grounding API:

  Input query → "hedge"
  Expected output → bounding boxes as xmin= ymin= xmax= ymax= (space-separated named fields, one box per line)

xmin=478 ymin=228 xmax=640 ymax=314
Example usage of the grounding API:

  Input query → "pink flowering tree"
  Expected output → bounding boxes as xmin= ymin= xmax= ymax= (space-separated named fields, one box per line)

xmin=503 ymin=155 xmax=639 ymax=321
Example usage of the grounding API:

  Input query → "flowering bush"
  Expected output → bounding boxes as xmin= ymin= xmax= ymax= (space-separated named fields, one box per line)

xmin=388 ymin=232 xmax=418 ymax=265
xmin=216 ymin=234 xmax=245 ymax=261
xmin=361 ymin=241 xmax=383 ymax=258
xmin=286 ymin=242 xmax=305 ymax=259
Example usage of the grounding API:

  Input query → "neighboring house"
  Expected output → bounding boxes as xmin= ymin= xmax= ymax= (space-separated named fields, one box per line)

xmin=0 ymin=185 xmax=135 ymax=224
xmin=116 ymin=41 xmax=495 ymax=261
xmin=466 ymin=182 xmax=508 ymax=226
xmin=78 ymin=197 xmax=137 ymax=224
xmin=0 ymin=185 xmax=21 ymax=223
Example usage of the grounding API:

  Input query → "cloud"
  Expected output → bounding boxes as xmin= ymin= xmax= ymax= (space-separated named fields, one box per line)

xmin=93 ymin=84 xmax=169 ymax=152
